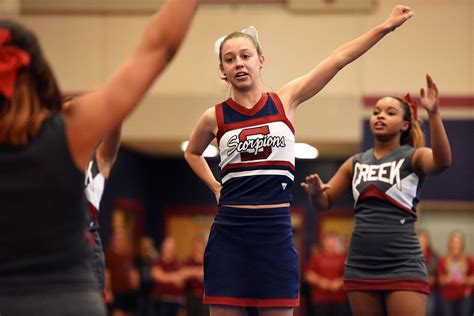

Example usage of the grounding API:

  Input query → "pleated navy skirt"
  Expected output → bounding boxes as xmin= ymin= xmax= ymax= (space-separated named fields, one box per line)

xmin=203 ymin=206 xmax=299 ymax=307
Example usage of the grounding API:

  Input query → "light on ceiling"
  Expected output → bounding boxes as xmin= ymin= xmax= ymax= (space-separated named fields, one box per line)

xmin=295 ymin=143 xmax=319 ymax=159
xmin=180 ymin=141 xmax=219 ymax=158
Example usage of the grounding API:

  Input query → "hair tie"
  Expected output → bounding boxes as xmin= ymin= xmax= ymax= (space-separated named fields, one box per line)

xmin=0 ymin=28 xmax=31 ymax=99
xmin=214 ymin=26 xmax=262 ymax=56
xmin=403 ymin=93 xmax=418 ymax=121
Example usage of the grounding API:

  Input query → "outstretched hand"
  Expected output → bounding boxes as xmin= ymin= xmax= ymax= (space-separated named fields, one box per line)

xmin=420 ymin=73 xmax=439 ymax=114
xmin=300 ymin=174 xmax=331 ymax=196
xmin=386 ymin=5 xmax=414 ymax=31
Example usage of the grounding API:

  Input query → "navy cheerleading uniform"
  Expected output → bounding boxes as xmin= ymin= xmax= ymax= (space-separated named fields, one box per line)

xmin=344 ymin=145 xmax=429 ymax=294
xmin=203 ymin=92 xmax=299 ymax=307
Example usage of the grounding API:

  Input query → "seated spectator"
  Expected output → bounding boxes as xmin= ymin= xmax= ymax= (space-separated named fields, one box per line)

xmin=183 ymin=234 xmax=208 ymax=316
xmin=305 ymin=232 xmax=351 ymax=316
xmin=437 ymin=230 xmax=474 ymax=316
xmin=151 ymin=237 xmax=185 ymax=316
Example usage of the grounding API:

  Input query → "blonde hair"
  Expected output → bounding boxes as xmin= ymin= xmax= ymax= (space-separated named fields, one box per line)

xmin=446 ymin=230 xmax=468 ymax=272
xmin=218 ymin=31 xmax=263 ymax=62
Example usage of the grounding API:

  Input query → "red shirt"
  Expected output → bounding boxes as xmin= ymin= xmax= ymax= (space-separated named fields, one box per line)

xmin=184 ymin=257 xmax=204 ymax=297
xmin=437 ymin=255 xmax=473 ymax=300
xmin=105 ymin=250 xmax=136 ymax=293
xmin=151 ymin=258 xmax=185 ymax=302
xmin=306 ymin=251 xmax=347 ymax=304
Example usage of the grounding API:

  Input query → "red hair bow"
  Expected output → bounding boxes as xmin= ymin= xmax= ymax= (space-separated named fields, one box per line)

xmin=403 ymin=93 xmax=418 ymax=121
xmin=0 ymin=28 xmax=31 ymax=99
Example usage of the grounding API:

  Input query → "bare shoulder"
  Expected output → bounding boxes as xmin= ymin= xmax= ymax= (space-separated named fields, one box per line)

xmin=203 ymin=106 xmax=216 ymax=118
xmin=203 ymin=106 xmax=217 ymax=125
xmin=194 ymin=106 xmax=218 ymax=136
xmin=412 ymin=146 xmax=431 ymax=158
xmin=411 ymin=146 xmax=432 ymax=170
xmin=276 ymin=85 xmax=295 ymax=109
xmin=340 ymin=156 xmax=354 ymax=176
xmin=274 ymin=87 xmax=297 ymax=122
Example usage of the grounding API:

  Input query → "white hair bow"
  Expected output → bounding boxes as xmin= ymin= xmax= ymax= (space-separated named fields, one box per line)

xmin=214 ymin=26 xmax=261 ymax=56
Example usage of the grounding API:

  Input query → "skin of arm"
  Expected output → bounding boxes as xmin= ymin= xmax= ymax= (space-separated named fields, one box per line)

xmin=301 ymin=157 xmax=353 ymax=211
xmin=437 ymin=259 xmax=453 ymax=285
xmin=95 ymin=124 xmax=122 ymax=178
xmin=65 ymin=0 xmax=198 ymax=170
xmin=151 ymin=265 xmax=185 ymax=288
xmin=305 ymin=269 xmax=344 ymax=292
xmin=412 ymin=74 xmax=452 ymax=176
xmin=305 ymin=269 xmax=331 ymax=290
xmin=181 ymin=266 xmax=204 ymax=281
xmin=104 ymin=268 xmax=114 ymax=302
xmin=184 ymin=107 xmax=222 ymax=202
xmin=277 ymin=5 xmax=414 ymax=123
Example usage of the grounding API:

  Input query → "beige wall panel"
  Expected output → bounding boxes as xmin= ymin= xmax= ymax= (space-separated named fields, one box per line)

xmin=0 ymin=0 xmax=20 ymax=14
xmin=362 ymin=0 xmax=473 ymax=94
xmin=21 ymin=16 xmax=106 ymax=90
xmin=11 ymin=1 xmax=473 ymax=155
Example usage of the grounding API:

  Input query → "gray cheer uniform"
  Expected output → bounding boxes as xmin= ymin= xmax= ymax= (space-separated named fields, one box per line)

xmin=344 ymin=145 xmax=429 ymax=294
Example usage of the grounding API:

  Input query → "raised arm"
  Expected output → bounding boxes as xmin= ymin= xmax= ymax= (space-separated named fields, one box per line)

xmin=95 ymin=124 xmax=122 ymax=179
xmin=412 ymin=74 xmax=452 ymax=176
xmin=301 ymin=157 xmax=353 ymax=210
xmin=65 ymin=0 xmax=198 ymax=170
xmin=184 ymin=107 xmax=222 ymax=203
xmin=278 ymin=5 xmax=413 ymax=116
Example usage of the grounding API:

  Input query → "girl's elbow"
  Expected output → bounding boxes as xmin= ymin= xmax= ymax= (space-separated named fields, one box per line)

xmin=438 ymin=157 xmax=453 ymax=172
xmin=184 ymin=150 xmax=193 ymax=162
xmin=184 ymin=150 xmax=202 ymax=162
xmin=329 ymin=51 xmax=351 ymax=70
xmin=443 ymin=159 xmax=453 ymax=169
xmin=434 ymin=162 xmax=451 ymax=174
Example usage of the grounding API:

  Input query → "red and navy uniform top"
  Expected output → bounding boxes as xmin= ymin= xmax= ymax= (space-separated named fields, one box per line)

xmin=216 ymin=92 xmax=295 ymax=205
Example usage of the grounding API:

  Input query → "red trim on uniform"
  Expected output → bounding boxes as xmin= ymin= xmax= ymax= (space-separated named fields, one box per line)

xmin=225 ymin=93 xmax=269 ymax=116
xmin=86 ymin=231 xmax=95 ymax=246
xmin=344 ymin=278 xmax=430 ymax=295
xmin=216 ymin=92 xmax=296 ymax=143
xmin=356 ymin=184 xmax=416 ymax=217
xmin=215 ymin=103 xmax=225 ymax=143
xmin=203 ymin=293 xmax=300 ymax=307
xmin=362 ymin=95 xmax=474 ymax=108
xmin=88 ymin=202 xmax=99 ymax=221
xmin=269 ymin=92 xmax=295 ymax=134
xmin=218 ymin=115 xmax=288 ymax=136
xmin=221 ymin=160 xmax=295 ymax=176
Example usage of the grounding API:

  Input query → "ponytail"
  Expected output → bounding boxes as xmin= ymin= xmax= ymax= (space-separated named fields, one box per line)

xmin=391 ymin=96 xmax=425 ymax=148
